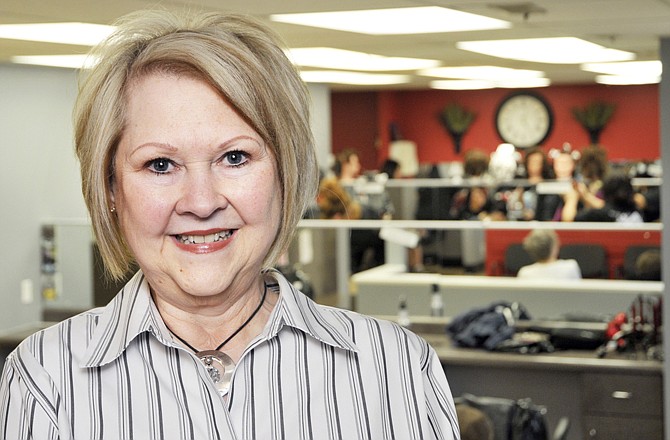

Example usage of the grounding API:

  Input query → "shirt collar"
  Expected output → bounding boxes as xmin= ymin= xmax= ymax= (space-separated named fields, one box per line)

xmin=82 ymin=271 xmax=167 ymax=368
xmin=82 ymin=269 xmax=358 ymax=368
xmin=264 ymin=270 xmax=358 ymax=353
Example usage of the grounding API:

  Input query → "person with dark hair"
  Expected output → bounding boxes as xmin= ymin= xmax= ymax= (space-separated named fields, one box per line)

xmin=534 ymin=144 xmax=581 ymax=221
xmin=523 ymin=148 xmax=552 ymax=183
xmin=333 ymin=148 xmax=361 ymax=182
xmin=574 ymin=173 xmax=644 ymax=222
xmin=562 ymin=145 xmax=608 ymax=221
xmin=380 ymin=158 xmax=401 ymax=179
xmin=0 ymin=9 xmax=459 ymax=439
xmin=515 ymin=148 xmax=551 ymax=220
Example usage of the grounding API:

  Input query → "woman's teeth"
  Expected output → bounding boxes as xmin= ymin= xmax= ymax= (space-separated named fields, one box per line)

xmin=177 ymin=230 xmax=233 ymax=244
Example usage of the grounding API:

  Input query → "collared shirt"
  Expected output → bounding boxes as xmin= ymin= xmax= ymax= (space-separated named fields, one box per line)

xmin=0 ymin=270 xmax=460 ymax=440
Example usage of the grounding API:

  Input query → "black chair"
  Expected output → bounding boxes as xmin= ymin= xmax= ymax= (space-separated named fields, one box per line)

xmin=558 ymin=244 xmax=608 ymax=279
xmin=504 ymin=243 xmax=534 ymax=276
xmin=623 ymin=245 xmax=661 ymax=279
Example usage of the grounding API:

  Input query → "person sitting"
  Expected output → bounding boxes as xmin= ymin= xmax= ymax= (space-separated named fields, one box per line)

xmin=634 ymin=249 xmax=662 ymax=281
xmin=456 ymin=404 xmax=494 ymax=440
xmin=449 ymin=186 xmax=506 ymax=221
xmin=561 ymin=145 xmax=608 ymax=221
xmin=517 ymin=229 xmax=582 ymax=279
xmin=515 ymin=148 xmax=552 ymax=220
xmin=574 ymin=173 xmax=644 ymax=223
xmin=534 ymin=144 xmax=580 ymax=221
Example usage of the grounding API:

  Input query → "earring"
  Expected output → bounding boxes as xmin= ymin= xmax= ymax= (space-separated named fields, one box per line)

xmin=110 ymin=205 xmax=116 ymax=213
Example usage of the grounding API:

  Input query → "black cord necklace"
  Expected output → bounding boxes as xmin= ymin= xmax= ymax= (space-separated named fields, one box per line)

xmin=166 ymin=282 xmax=268 ymax=396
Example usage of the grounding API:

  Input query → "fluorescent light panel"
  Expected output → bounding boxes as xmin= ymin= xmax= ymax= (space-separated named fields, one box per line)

xmin=581 ymin=60 xmax=661 ymax=76
xmin=271 ymin=6 xmax=510 ymax=35
xmin=457 ymin=37 xmax=635 ymax=64
xmin=595 ymin=75 xmax=660 ymax=85
xmin=287 ymin=47 xmax=440 ymax=71
xmin=431 ymin=80 xmax=495 ymax=90
xmin=430 ymin=77 xmax=550 ymax=90
xmin=0 ymin=22 xmax=114 ymax=46
xmin=420 ymin=65 xmax=545 ymax=80
xmin=300 ymin=70 xmax=410 ymax=85
xmin=11 ymin=54 xmax=98 ymax=69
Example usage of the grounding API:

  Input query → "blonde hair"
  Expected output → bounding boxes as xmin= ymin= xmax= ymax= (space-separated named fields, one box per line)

xmin=74 ymin=9 xmax=318 ymax=279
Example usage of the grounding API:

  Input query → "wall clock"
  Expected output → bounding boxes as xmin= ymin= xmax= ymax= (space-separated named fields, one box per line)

xmin=495 ymin=91 xmax=554 ymax=148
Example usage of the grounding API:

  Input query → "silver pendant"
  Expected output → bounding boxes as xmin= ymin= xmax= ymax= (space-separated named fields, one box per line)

xmin=197 ymin=350 xmax=234 ymax=396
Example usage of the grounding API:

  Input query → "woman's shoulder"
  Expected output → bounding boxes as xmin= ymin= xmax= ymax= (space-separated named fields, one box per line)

xmin=313 ymin=303 xmax=430 ymax=349
xmin=11 ymin=308 xmax=105 ymax=365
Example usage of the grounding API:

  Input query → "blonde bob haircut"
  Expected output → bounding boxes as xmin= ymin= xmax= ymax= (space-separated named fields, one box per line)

xmin=74 ymin=9 xmax=318 ymax=280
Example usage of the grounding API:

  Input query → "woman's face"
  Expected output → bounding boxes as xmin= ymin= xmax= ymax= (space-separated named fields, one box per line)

xmin=112 ymin=73 xmax=281 ymax=301
xmin=343 ymin=154 xmax=361 ymax=178
xmin=553 ymin=153 xmax=575 ymax=180
xmin=526 ymin=153 xmax=544 ymax=179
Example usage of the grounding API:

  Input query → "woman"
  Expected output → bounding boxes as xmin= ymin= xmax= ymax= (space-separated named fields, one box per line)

xmin=534 ymin=146 xmax=579 ymax=221
xmin=0 ymin=10 xmax=459 ymax=439
xmin=561 ymin=145 xmax=608 ymax=222
xmin=575 ymin=173 xmax=644 ymax=223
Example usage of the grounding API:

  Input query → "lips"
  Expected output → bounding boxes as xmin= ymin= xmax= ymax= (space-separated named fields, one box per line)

xmin=175 ymin=230 xmax=235 ymax=244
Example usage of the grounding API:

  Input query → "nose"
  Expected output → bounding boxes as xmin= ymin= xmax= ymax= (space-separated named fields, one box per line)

xmin=175 ymin=166 xmax=228 ymax=218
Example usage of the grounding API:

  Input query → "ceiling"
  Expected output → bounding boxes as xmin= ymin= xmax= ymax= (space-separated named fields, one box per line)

xmin=1 ymin=0 xmax=670 ymax=90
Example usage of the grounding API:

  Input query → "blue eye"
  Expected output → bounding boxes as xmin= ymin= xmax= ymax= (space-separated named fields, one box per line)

xmin=148 ymin=158 xmax=173 ymax=174
xmin=224 ymin=150 xmax=248 ymax=167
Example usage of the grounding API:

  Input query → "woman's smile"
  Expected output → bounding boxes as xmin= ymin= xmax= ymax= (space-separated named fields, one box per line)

xmin=174 ymin=229 xmax=236 ymax=254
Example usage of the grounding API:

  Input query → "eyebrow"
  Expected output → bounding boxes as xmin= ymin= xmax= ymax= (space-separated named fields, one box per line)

xmin=129 ymin=135 xmax=264 ymax=156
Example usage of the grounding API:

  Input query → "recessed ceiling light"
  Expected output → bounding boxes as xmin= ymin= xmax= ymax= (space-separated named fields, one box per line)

xmin=581 ymin=60 xmax=661 ymax=76
xmin=11 ymin=54 xmax=99 ymax=69
xmin=300 ymin=70 xmax=410 ymax=85
xmin=271 ymin=7 xmax=510 ymax=35
xmin=286 ymin=48 xmax=440 ymax=71
xmin=0 ymin=22 xmax=114 ymax=46
xmin=457 ymin=37 xmax=635 ymax=64
xmin=420 ymin=65 xmax=544 ymax=80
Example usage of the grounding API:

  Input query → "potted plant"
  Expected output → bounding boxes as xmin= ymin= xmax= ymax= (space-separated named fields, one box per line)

xmin=438 ymin=103 xmax=476 ymax=154
xmin=571 ymin=101 xmax=616 ymax=145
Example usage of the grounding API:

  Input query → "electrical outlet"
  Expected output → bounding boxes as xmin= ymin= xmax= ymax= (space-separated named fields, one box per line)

xmin=20 ymin=279 xmax=34 ymax=304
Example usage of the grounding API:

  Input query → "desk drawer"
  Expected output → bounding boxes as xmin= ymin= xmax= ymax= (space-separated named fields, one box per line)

xmin=583 ymin=415 xmax=662 ymax=440
xmin=582 ymin=372 xmax=662 ymax=417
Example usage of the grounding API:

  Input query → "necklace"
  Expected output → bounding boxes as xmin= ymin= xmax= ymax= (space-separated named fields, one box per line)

xmin=167 ymin=282 xmax=267 ymax=396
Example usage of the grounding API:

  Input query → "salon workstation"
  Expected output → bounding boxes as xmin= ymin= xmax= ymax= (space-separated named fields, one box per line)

xmin=2 ymin=1 xmax=670 ymax=439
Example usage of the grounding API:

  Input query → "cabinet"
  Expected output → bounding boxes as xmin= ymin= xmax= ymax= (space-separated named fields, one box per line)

xmin=419 ymin=328 xmax=663 ymax=440
xmin=581 ymin=372 xmax=663 ymax=439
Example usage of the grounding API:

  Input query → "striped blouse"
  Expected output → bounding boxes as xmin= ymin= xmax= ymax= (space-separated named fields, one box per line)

xmin=0 ymin=270 xmax=460 ymax=439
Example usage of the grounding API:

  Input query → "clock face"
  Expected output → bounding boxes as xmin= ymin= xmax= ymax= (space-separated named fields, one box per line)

xmin=495 ymin=92 xmax=553 ymax=148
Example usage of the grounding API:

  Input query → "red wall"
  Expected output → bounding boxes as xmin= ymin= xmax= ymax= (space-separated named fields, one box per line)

xmin=485 ymin=228 xmax=661 ymax=279
xmin=332 ymin=84 xmax=659 ymax=171
xmin=330 ymin=92 xmax=379 ymax=171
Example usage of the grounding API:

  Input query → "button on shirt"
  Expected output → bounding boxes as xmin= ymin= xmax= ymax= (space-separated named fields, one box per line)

xmin=0 ymin=270 xmax=460 ymax=440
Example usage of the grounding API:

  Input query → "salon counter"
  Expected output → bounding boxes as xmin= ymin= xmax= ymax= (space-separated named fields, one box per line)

xmin=395 ymin=317 xmax=663 ymax=440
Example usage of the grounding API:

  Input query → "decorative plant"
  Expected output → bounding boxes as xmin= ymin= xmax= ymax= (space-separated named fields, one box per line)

xmin=571 ymin=101 xmax=616 ymax=145
xmin=438 ymin=103 xmax=476 ymax=154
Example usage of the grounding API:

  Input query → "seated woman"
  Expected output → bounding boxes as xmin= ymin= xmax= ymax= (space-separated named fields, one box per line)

xmin=561 ymin=145 xmax=608 ymax=221
xmin=517 ymin=229 xmax=582 ymax=279
xmin=574 ymin=173 xmax=644 ymax=223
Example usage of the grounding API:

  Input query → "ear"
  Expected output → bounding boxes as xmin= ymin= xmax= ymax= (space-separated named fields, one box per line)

xmin=108 ymin=172 xmax=116 ymax=208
